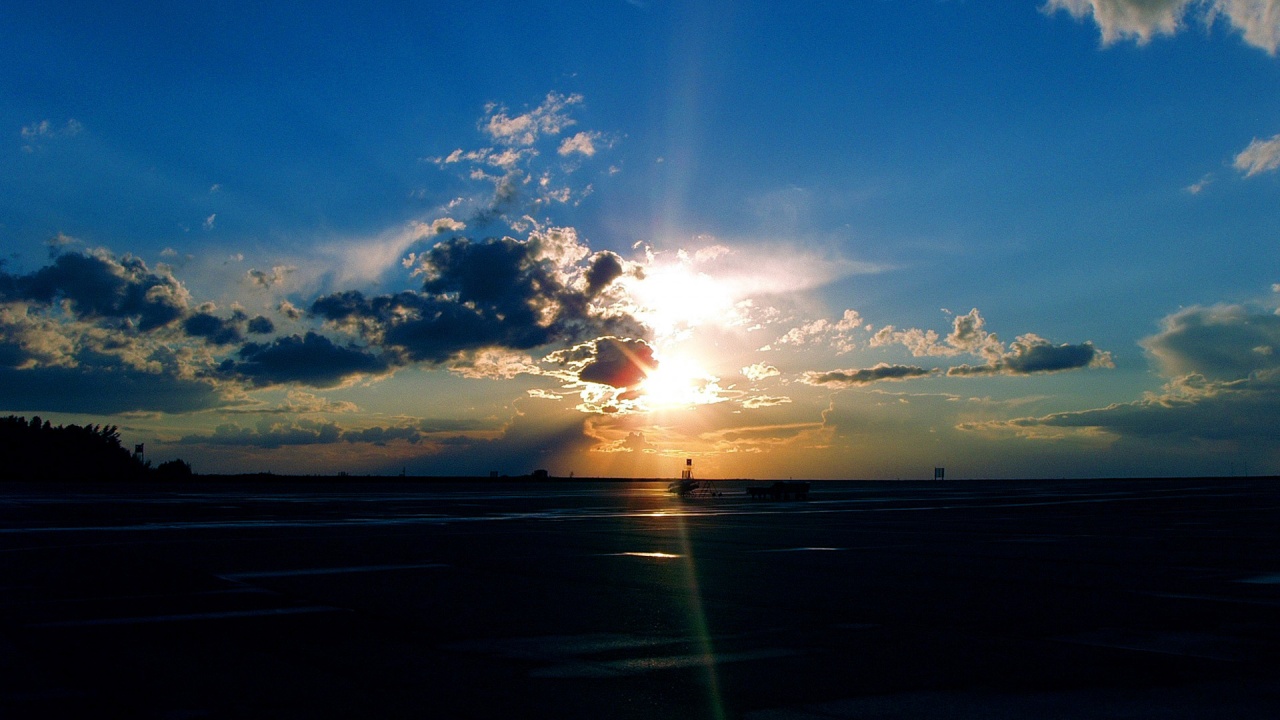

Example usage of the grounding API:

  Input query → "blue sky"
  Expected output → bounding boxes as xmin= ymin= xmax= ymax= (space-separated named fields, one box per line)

xmin=3 ymin=1 xmax=1279 ymax=478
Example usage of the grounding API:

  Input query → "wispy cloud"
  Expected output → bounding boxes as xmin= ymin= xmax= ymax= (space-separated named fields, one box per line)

xmin=19 ymin=118 xmax=83 ymax=152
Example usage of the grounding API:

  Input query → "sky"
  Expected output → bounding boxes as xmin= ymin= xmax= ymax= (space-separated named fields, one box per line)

xmin=2 ymin=0 xmax=1280 ymax=479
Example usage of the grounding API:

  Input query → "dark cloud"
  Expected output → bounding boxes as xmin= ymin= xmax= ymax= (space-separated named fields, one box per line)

xmin=578 ymin=337 xmax=656 ymax=388
xmin=975 ymin=372 xmax=1280 ymax=447
xmin=970 ymin=304 xmax=1280 ymax=456
xmin=223 ymin=332 xmax=390 ymax=388
xmin=246 ymin=315 xmax=275 ymax=334
xmin=0 ymin=252 xmax=187 ymax=330
xmin=585 ymin=251 xmax=624 ymax=296
xmin=180 ymin=419 xmax=344 ymax=449
xmin=184 ymin=312 xmax=244 ymax=345
xmin=311 ymin=235 xmax=644 ymax=364
xmin=0 ymin=365 xmax=224 ymax=414
xmin=947 ymin=336 xmax=1110 ymax=376
xmin=1141 ymin=305 xmax=1280 ymax=381
xmin=802 ymin=363 xmax=931 ymax=387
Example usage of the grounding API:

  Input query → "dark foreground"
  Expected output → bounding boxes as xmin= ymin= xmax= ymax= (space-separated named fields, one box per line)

xmin=2 ymin=478 xmax=1280 ymax=719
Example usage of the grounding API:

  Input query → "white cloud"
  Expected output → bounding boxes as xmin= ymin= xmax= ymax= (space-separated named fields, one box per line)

xmin=1208 ymin=0 xmax=1280 ymax=55
xmin=773 ymin=310 xmax=865 ymax=354
xmin=1186 ymin=173 xmax=1215 ymax=193
xmin=742 ymin=362 xmax=781 ymax=381
xmin=1044 ymin=0 xmax=1192 ymax=44
xmin=483 ymin=92 xmax=583 ymax=147
xmin=1234 ymin=133 xmax=1280 ymax=176
xmin=558 ymin=131 xmax=600 ymax=157
xmin=1044 ymin=0 xmax=1280 ymax=54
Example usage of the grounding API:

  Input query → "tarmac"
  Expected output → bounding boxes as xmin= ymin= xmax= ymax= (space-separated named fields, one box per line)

xmin=2 ymin=477 xmax=1280 ymax=718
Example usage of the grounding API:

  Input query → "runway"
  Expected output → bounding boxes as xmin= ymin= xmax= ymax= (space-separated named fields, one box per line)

xmin=2 ymin=478 xmax=1279 ymax=718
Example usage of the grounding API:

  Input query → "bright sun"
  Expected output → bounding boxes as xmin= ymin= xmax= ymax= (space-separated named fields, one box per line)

xmin=638 ymin=354 xmax=724 ymax=409
xmin=621 ymin=262 xmax=737 ymax=338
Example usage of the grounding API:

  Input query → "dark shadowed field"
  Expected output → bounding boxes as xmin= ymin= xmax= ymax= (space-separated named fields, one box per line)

xmin=2 ymin=477 xmax=1280 ymax=719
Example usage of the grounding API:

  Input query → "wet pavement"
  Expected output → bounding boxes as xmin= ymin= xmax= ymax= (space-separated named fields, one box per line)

xmin=2 ymin=478 xmax=1280 ymax=718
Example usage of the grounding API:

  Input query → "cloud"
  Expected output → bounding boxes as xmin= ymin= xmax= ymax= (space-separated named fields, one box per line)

xmin=1044 ymin=0 xmax=1280 ymax=54
xmin=483 ymin=92 xmax=583 ymax=146
xmin=742 ymin=362 xmax=781 ymax=381
xmin=321 ymin=218 xmax=465 ymax=287
xmin=312 ymin=229 xmax=643 ymax=365
xmin=1186 ymin=173 xmax=1215 ymax=193
xmin=184 ymin=310 xmax=245 ymax=345
xmin=947 ymin=335 xmax=1114 ymax=376
xmin=20 ymin=118 xmax=83 ymax=151
xmin=0 ymin=364 xmax=224 ymax=414
xmin=870 ymin=309 xmax=1112 ymax=376
xmin=970 ymin=301 xmax=1280 ymax=449
xmin=969 ymin=370 xmax=1280 ymax=446
xmin=801 ymin=363 xmax=933 ymax=387
xmin=448 ymin=349 xmax=541 ymax=380
xmin=0 ymin=251 xmax=190 ymax=331
xmin=576 ymin=337 xmax=656 ymax=388
xmin=871 ymin=308 xmax=1003 ymax=360
xmin=1234 ymin=133 xmax=1280 ymax=176
xmin=1043 ymin=0 xmax=1192 ymax=45
xmin=742 ymin=395 xmax=792 ymax=409
xmin=223 ymin=332 xmax=390 ymax=388
xmin=1209 ymin=0 xmax=1280 ymax=54
xmin=1140 ymin=303 xmax=1280 ymax=380
xmin=246 ymin=265 xmax=296 ymax=289
xmin=770 ymin=310 xmax=865 ymax=354
xmin=558 ymin=131 xmax=601 ymax=157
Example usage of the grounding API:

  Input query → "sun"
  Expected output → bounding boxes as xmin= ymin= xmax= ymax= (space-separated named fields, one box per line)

xmin=620 ymin=262 xmax=737 ymax=338
xmin=638 ymin=354 xmax=725 ymax=409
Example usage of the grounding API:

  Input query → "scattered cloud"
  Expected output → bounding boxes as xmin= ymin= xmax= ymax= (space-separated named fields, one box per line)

xmin=313 ymin=228 xmax=644 ymax=365
xmin=1186 ymin=173 xmax=1215 ymax=194
xmin=1234 ymin=133 xmax=1280 ymax=176
xmin=558 ymin=131 xmax=603 ymax=157
xmin=742 ymin=395 xmax=792 ymax=409
xmin=0 ymin=250 xmax=190 ymax=331
xmin=771 ymin=310 xmax=865 ymax=354
xmin=246 ymin=265 xmax=296 ymax=289
xmin=576 ymin=337 xmax=656 ymax=388
xmin=20 ymin=118 xmax=83 ymax=152
xmin=483 ymin=92 xmax=583 ymax=147
xmin=1043 ymin=0 xmax=1280 ymax=54
xmin=870 ymin=309 xmax=1112 ymax=376
xmin=947 ymin=335 xmax=1114 ymax=376
xmin=1141 ymin=302 xmax=1280 ymax=379
xmin=222 ymin=332 xmax=391 ymax=388
xmin=968 ymin=300 xmax=1280 ymax=450
xmin=742 ymin=362 xmax=781 ymax=381
xmin=802 ymin=363 xmax=933 ymax=388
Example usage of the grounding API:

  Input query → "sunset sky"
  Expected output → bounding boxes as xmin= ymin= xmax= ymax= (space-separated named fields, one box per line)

xmin=3 ymin=1 xmax=1279 ymax=479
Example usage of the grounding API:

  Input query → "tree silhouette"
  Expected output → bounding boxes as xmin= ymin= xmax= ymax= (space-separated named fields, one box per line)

xmin=0 ymin=416 xmax=163 ymax=481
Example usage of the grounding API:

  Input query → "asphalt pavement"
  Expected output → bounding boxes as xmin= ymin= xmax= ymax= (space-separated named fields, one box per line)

xmin=2 ymin=478 xmax=1279 ymax=719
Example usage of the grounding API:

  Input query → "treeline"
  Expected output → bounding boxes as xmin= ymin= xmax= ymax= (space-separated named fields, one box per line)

xmin=0 ymin=416 xmax=192 ymax=481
